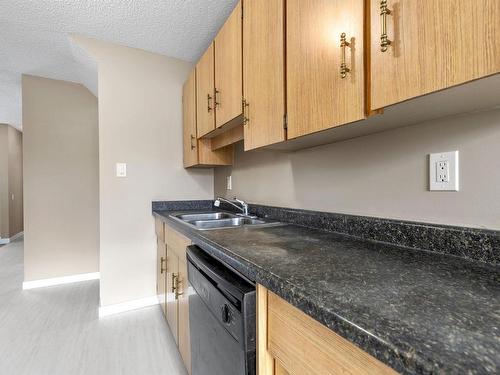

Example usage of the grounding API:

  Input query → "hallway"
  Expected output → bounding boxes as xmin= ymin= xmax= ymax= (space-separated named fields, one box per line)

xmin=0 ymin=239 xmax=187 ymax=375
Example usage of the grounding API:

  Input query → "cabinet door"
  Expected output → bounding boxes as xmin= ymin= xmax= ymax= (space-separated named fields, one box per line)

xmin=196 ymin=43 xmax=216 ymax=137
xmin=243 ymin=0 xmax=286 ymax=150
xmin=178 ymin=258 xmax=191 ymax=374
xmin=260 ymin=285 xmax=397 ymax=375
xmin=157 ymin=238 xmax=167 ymax=316
xmin=183 ymin=69 xmax=199 ymax=168
xmin=370 ymin=0 xmax=500 ymax=110
xmin=184 ymin=68 xmax=234 ymax=168
xmin=287 ymin=0 xmax=365 ymax=139
xmin=215 ymin=1 xmax=243 ymax=128
xmin=166 ymin=247 xmax=179 ymax=344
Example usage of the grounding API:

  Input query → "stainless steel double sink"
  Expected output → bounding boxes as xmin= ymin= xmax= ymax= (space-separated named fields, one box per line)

xmin=169 ymin=211 xmax=281 ymax=231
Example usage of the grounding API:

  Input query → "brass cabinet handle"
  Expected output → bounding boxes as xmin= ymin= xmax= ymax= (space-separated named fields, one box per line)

xmin=242 ymin=98 xmax=249 ymax=125
xmin=190 ymin=134 xmax=196 ymax=150
xmin=214 ymin=89 xmax=220 ymax=108
xmin=174 ymin=275 xmax=183 ymax=299
xmin=160 ymin=257 xmax=166 ymax=273
xmin=207 ymin=94 xmax=213 ymax=112
xmin=340 ymin=33 xmax=351 ymax=79
xmin=380 ymin=0 xmax=392 ymax=52
xmin=171 ymin=273 xmax=176 ymax=293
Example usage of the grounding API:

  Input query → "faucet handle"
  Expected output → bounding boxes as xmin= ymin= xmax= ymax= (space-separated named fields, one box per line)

xmin=234 ymin=198 xmax=251 ymax=216
xmin=234 ymin=198 xmax=246 ymax=206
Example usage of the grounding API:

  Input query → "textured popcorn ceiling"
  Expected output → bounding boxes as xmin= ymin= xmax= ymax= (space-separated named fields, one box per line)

xmin=0 ymin=0 xmax=238 ymax=129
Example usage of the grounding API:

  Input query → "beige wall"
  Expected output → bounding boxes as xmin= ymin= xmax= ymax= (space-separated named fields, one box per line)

xmin=74 ymin=36 xmax=214 ymax=307
xmin=8 ymin=126 xmax=23 ymax=237
xmin=0 ymin=125 xmax=8 ymax=238
xmin=215 ymin=108 xmax=500 ymax=230
xmin=0 ymin=124 xmax=23 ymax=239
xmin=23 ymin=75 xmax=99 ymax=281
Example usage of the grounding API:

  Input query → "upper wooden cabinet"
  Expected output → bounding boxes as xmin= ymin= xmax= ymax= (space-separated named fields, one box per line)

xmin=196 ymin=43 xmax=216 ymax=137
xmin=182 ymin=0 xmax=500 ymax=155
xmin=183 ymin=68 xmax=233 ymax=168
xmin=215 ymin=1 xmax=243 ymax=128
xmin=287 ymin=0 xmax=365 ymax=139
xmin=183 ymin=70 xmax=199 ymax=167
xmin=370 ymin=0 xmax=500 ymax=110
xmin=243 ymin=0 xmax=286 ymax=150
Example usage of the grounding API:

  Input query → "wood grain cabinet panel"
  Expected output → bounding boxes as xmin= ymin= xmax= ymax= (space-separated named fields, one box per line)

xmin=164 ymin=224 xmax=192 ymax=374
xmin=287 ymin=0 xmax=365 ymax=139
xmin=242 ymin=0 xmax=286 ymax=150
xmin=183 ymin=70 xmax=199 ymax=168
xmin=156 ymin=222 xmax=193 ymax=373
xmin=156 ymin=238 xmax=167 ymax=316
xmin=215 ymin=1 xmax=243 ymax=128
xmin=370 ymin=0 xmax=500 ymax=110
xmin=258 ymin=285 xmax=397 ymax=375
xmin=154 ymin=217 xmax=164 ymax=243
xmin=165 ymin=247 xmax=179 ymax=344
xmin=196 ymin=43 xmax=216 ymax=137
xmin=183 ymin=67 xmax=233 ymax=168
xmin=178 ymin=257 xmax=191 ymax=375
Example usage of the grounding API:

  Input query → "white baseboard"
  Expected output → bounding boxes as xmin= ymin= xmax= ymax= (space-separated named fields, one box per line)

xmin=23 ymin=272 xmax=100 ymax=290
xmin=99 ymin=295 xmax=159 ymax=318
xmin=10 ymin=231 xmax=24 ymax=241
xmin=0 ymin=231 xmax=24 ymax=245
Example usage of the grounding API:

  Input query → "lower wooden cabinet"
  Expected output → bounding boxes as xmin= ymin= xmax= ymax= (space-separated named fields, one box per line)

xmin=156 ymin=236 xmax=167 ymax=315
xmin=166 ymin=247 xmax=179 ymax=343
xmin=257 ymin=285 xmax=397 ymax=375
xmin=177 ymin=256 xmax=191 ymax=373
xmin=155 ymin=218 xmax=192 ymax=374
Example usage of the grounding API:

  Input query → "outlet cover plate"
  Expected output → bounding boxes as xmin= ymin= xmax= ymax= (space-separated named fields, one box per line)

xmin=116 ymin=163 xmax=127 ymax=177
xmin=429 ymin=151 xmax=459 ymax=191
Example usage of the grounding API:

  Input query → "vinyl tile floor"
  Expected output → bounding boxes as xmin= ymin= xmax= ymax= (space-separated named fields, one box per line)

xmin=0 ymin=238 xmax=187 ymax=375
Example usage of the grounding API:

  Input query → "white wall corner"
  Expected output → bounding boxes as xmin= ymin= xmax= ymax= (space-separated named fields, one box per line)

xmin=22 ymin=272 xmax=100 ymax=290
xmin=98 ymin=296 xmax=159 ymax=318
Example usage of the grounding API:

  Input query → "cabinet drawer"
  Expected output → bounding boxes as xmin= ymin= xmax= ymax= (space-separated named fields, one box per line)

xmin=165 ymin=224 xmax=191 ymax=259
xmin=155 ymin=217 xmax=165 ymax=243
xmin=267 ymin=291 xmax=396 ymax=375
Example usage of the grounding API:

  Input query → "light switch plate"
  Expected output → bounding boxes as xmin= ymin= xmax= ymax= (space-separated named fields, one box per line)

xmin=429 ymin=151 xmax=458 ymax=191
xmin=116 ymin=163 xmax=127 ymax=177
xmin=227 ymin=175 xmax=232 ymax=190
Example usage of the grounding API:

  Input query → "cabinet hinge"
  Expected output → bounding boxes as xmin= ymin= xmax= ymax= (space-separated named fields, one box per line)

xmin=283 ymin=113 xmax=288 ymax=130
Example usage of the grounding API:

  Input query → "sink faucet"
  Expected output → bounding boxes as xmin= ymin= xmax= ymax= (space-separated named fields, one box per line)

xmin=214 ymin=197 xmax=251 ymax=217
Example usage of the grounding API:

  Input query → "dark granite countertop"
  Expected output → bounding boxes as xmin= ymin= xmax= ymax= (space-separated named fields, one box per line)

xmin=153 ymin=208 xmax=500 ymax=374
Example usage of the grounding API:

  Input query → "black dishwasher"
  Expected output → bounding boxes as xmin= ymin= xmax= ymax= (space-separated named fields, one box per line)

xmin=187 ymin=245 xmax=256 ymax=375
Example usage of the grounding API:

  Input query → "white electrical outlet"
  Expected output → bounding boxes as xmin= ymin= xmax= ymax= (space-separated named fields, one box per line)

xmin=436 ymin=160 xmax=449 ymax=183
xmin=116 ymin=163 xmax=127 ymax=177
xmin=227 ymin=175 xmax=232 ymax=190
xmin=429 ymin=151 xmax=459 ymax=191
